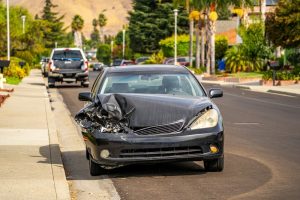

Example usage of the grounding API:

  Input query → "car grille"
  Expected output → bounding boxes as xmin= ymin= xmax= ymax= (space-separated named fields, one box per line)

xmin=134 ymin=121 xmax=184 ymax=136
xmin=120 ymin=146 xmax=202 ymax=158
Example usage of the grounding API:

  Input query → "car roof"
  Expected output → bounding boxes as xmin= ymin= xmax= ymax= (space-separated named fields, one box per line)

xmin=105 ymin=65 xmax=189 ymax=73
xmin=53 ymin=48 xmax=82 ymax=51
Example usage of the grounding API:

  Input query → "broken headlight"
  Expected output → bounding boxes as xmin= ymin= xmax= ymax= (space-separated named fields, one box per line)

xmin=190 ymin=109 xmax=218 ymax=130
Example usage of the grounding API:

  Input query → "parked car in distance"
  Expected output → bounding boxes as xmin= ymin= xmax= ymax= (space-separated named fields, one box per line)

xmin=164 ymin=57 xmax=194 ymax=67
xmin=40 ymin=57 xmax=49 ymax=77
xmin=135 ymin=56 xmax=149 ymax=64
xmin=112 ymin=59 xmax=135 ymax=66
xmin=47 ymin=48 xmax=89 ymax=88
xmin=76 ymin=65 xmax=224 ymax=176
xmin=93 ymin=63 xmax=104 ymax=71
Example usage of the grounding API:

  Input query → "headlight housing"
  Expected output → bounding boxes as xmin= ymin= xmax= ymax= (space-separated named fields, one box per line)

xmin=190 ymin=109 xmax=219 ymax=130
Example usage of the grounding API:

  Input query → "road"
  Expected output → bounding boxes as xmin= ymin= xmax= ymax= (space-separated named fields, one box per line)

xmin=56 ymin=71 xmax=300 ymax=200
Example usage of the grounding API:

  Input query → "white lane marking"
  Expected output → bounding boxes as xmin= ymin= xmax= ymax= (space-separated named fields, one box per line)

xmin=233 ymin=122 xmax=261 ymax=125
xmin=225 ymin=93 xmax=300 ymax=109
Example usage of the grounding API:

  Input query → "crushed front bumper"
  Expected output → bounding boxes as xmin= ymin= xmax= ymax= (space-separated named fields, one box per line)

xmin=84 ymin=128 xmax=224 ymax=167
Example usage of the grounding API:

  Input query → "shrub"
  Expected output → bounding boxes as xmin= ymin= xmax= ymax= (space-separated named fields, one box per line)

xmin=97 ymin=44 xmax=111 ymax=65
xmin=159 ymin=35 xmax=191 ymax=57
xmin=15 ymin=51 xmax=35 ymax=65
xmin=144 ymin=50 xmax=165 ymax=64
xmin=3 ymin=63 xmax=27 ymax=79
xmin=225 ymin=46 xmax=247 ymax=73
xmin=215 ymin=36 xmax=228 ymax=61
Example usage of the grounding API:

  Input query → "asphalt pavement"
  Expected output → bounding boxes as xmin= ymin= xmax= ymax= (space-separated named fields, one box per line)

xmin=57 ymin=71 xmax=300 ymax=200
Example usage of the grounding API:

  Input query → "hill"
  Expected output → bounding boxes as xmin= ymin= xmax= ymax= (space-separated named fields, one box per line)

xmin=10 ymin=0 xmax=133 ymax=38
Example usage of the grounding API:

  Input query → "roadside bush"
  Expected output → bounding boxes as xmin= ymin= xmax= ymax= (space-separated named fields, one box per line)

xmin=262 ymin=70 xmax=300 ymax=81
xmin=15 ymin=51 xmax=35 ymax=65
xmin=3 ymin=63 xmax=26 ymax=79
xmin=186 ymin=67 xmax=203 ymax=75
xmin=97 ymin=44 xmax=111 ymax=65
xmin=144 ymin=50 xmax=165 ymax=64
xmin=215 ymin=36 xmax=228 ymax=61
xmin=159 ymin=35 xmax=191 ymax=57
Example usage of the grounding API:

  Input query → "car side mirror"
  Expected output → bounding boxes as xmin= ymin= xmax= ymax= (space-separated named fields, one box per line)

xmin=78 ymin=92 xmax=93 ymax=101
xmin=209 ymin=89 xmax=223 ymax=98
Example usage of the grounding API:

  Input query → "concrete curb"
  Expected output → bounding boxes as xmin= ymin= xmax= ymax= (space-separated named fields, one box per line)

xmin=234 ymin=85 xmax=251 ymax=90
xmin=44 ymin=87 xmax=71 ymax=200
xmin=267 ymin=90 xmax=300 ymax=97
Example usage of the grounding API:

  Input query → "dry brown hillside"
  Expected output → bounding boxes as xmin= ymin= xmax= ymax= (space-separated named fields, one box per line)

xmin=10 ymin=0 xmax=133 ymax=38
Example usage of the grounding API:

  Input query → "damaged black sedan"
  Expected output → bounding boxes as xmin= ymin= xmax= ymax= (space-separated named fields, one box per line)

xmin=75 ymin=65 xmax=224 ymax=176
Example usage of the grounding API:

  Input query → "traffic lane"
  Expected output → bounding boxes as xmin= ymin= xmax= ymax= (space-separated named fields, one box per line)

xmin=112 ymin=86 xmax=300 ymax=200
xmin=111 ymin=153 xmax=271 ymax=200
xmin=57 ymin=73 xmax=299 ymax=199
xmin=55 ymin=70 xmax=100 ymax=117
xmin=203 ymin=83 xmax=300 ymax=108
xmin=210 ymin=85 xmax=300 ymax=199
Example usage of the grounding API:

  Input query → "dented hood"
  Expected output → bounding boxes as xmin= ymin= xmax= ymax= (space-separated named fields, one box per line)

xmin=97 ymin=93 xmax=212 ymax=127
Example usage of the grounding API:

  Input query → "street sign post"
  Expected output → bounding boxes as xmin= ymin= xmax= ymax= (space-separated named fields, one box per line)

xmin=268 ymin=61 xmax=280 ymax=86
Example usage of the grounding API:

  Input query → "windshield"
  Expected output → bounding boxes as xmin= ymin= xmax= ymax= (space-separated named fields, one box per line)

xmin=100 ymin=72 xmax=205 ymax=97
xmin=52 ymin=50 xmax=83 ymax=60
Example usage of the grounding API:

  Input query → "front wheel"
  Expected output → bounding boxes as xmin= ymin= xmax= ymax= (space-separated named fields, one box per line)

xmin=204 ymin=156 xmax=224 ymax=172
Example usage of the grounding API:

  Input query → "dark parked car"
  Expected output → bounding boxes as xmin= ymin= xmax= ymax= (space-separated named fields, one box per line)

xmin=48 ymin=48 xmax=89 ymax=87
xmin=93 ymin=63 xmax=104 ymax=71
xmin=75 ymin=65 xmax=224 ymax=176
xmin=112 ymin=59 xmax=135 ymax=66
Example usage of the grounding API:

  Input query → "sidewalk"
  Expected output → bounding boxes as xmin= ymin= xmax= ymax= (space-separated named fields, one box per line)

xmin=199 ymin=78 xmax=300 ymax=96
xmin=0 ymin=70 xmax=70 ymax=200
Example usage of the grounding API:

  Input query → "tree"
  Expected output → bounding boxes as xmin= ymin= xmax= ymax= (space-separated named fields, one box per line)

xmin=96 ymin=44 xmax=111 ymax=65
xmin=90 ymin=18 xmax=100 ymax=48
xmin=71 ymin=15 xmax=84 ymax=48
xmin=41 ymin=0 xmax=66 ymax=48
xmin=128 ymin=0 xmax=188 ymax=54
xmin=239 ymin=22 xmax=271 ymax=70
xmin=265 ymin=0 xmax=300 ymax=48
xmin=98 ymin=12 xmax=107 ymax=42
xmin=225 ymin=46 xmax=248 ymax=73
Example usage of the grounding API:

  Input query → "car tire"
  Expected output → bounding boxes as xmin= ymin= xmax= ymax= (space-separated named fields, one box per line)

xmin=86 ymin=148 xmax=90 ymax=160
xmin=89 ymin=157 xmax=105 ymax=176
xmin=81 ymin=81 xmax=89 ymax=88
xmin=204 ymin=156 xmax=224 ymax=172
xmin=48 ymin=78 xmax=55 ymax=88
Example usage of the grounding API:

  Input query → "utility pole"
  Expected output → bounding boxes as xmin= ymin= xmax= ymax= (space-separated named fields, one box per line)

xmin=6 ymin=0 xmax=10 ymax=60
xmin=174 ymin=9 xmax=178 ymax=66
xmin=122 ymin=29 xmax=126 ymax=59
xmin=21 ymin=15 xmax=26 ymax=34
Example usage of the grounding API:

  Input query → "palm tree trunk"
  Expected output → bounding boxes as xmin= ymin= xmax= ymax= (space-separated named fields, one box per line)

xmin=195 ymin=20 xmax=200 ymax=69
xmin=205 ymin=9 xmax=211 ymax=75
xmin=74 ymin=31 xmax=82 ymax=48
xmin=189 ymin=19 xmax=194 ymax=67
xmin=200 ymin=19 xmax=205 ymax=67
xmin=210 ymin=20 xmax=216 ymax=75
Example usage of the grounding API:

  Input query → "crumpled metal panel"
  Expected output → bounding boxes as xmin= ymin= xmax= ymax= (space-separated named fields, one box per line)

xmin=75 ymin=93 xmax=212 ymax=134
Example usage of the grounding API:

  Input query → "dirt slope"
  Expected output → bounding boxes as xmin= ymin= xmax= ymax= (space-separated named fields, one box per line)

xmin=10 ymin=0 xmax=133 ymax=37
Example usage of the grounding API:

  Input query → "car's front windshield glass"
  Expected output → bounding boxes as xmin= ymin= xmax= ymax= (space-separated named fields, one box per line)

xmin=99 ymin=72 xmax=205 ymax=97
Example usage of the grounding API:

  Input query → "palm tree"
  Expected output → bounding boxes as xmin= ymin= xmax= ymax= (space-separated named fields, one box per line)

xmin=71 ymin=15 xmax=84 ymax=48
xmin=98 ymin=12 xmax=107 ymax=43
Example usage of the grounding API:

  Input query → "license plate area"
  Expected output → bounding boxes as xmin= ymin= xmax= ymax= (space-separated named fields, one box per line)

xmin=63 ymin=78 xmax=76 ymax=82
